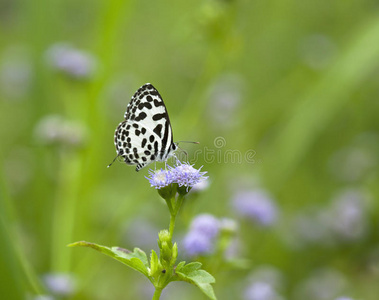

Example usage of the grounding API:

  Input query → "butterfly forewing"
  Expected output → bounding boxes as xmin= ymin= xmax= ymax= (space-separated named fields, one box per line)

xmin=114 ymin=83 xmax=176 ymax=171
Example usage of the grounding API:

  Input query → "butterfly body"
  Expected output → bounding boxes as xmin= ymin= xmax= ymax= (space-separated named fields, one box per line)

xmin=113 ymin=83 xmax=177 ymax=171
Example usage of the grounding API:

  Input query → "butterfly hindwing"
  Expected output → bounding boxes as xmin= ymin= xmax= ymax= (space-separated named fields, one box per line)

xmin=114 ymin=83 xmax=177 ymax=171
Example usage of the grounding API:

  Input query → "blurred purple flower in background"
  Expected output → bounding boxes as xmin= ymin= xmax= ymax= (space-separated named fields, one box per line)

xmin=31 ymin=296 xmax=54 ymax=300
xmin=232 ymin=189 xmax=278 ymax=226
xmin=244 ymin=266 xmax=285 ymax=300
xmin=335 ymin=297 xmax=354 ymax=300
xmin=45 ymin=43 xmax=96 ymax=79
xmin=290 ymin=188 xmax=369 ymax=248
xmin=328 ymin=134 xmax=378 ymax=183
xmin=183 ymin=231 xmax=214 ymax=256
xmin=122 ymin=218 xmax=159 ymax=250
xmin=42 ymin=273 xmax=76 ymax=297
xmin=325 ymin=189 xmax=369 ymax=241
xmin=294 ymin=268 xmax=347 ymax=300
xmin=207 ymin=73 xmax=245 ymax=129
xmin=183 ymin=213 xmax=220 ymax=257
xmin=190 ymin=178 xmax=210 ymax=193
xmin=190 ymin=214 xmax=220 ymax=239
xmin=33 ymin=115 xmax=87 ymax=147
xmin=0 ymin=45 xmax=32 ymax=100
xmin=244 ymin=282 xmax=284 ymax=300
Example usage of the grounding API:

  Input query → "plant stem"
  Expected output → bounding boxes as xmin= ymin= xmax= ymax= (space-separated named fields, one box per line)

xmin=168 ymin=194 xmax=185 ymax=240
xmin=152 ymin=287 xmax=162 ymax=300
xmin=169 ymin=212 xmax=176 ymax=240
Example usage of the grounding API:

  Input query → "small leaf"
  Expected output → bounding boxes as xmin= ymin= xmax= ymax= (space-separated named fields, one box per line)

xmin=170 ymin=243 xmax=178 ymax=265
xmin=180 ymin=262 xmax=202 ymax=273
xmin=69 ymin=241 xmax=149 ymax=277
xmin=175 ymin=261 xmax=186 ymax=272
xmin=149 ymin=250 xmax=159 ymax=276
xmin=176 ymin=263 xmax=217 ymax=300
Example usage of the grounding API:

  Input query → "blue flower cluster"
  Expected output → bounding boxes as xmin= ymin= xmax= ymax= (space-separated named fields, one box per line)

xmin=232 ymin=189 xmax=278 ymax=226
xmin=183 ymin=214 xmax=220 ymax=256
xmin=146 ymin=161 xmax=208 ymax=190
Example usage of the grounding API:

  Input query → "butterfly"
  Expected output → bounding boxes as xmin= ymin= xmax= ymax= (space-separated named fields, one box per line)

xmin=110 ymin=83 xmax=178 ymax=171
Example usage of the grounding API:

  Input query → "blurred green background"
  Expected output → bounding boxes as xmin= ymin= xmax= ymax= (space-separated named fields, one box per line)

xmin=1 ymin=0 xmax=379 ymax=299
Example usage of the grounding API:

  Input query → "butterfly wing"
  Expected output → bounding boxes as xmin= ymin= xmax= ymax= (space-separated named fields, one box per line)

xmin=114 ymin=83 xmax=176 ymax=171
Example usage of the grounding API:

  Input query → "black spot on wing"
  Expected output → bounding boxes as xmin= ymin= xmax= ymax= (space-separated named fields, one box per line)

xmin=135 ymin=112 xmax=147 ymax=121
xmin=152 ymin=113 xmax=166 ymax=121
xmin=141 ymin=138 xmax=147 ymax=148
xmin=153 ymin=124 xmax=162 ymax=137
xmin=154 ymin=99 xmax=164 ymax=107
xmin=138 ymin=102 xmax=152 ymax=110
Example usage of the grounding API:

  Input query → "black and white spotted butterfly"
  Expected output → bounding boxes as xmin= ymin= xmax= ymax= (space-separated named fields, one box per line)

xmin=109 ymin=83 xmax=178 ymax=171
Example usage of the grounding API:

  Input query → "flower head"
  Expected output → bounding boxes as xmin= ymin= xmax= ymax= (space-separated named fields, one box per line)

xmin=232 ymin=189 xmax=278 ymax=226
xmin=46 ymin=43 xmax=96 ymax=79
xmin=182 ymin=213 xmax=220 ymax=257
xmin=244 ymin=266 xmax=284 ymax=300
xmin=243 ymin=281 xmax=283 ymax=300
xmin=170 ymin=161 xmax=208 ymax=191
xmin=182 ymin=230 xmax=214 ymax=256
xmin=145 ymin=169 xmax=173 ymax=189
xmin=145 ymin=161 xmax=208 ymax=193
xmin=42 ymin=272 xmax=76 ymax=297
xmin=190 ymin=214 xmax=220 ymax=239
xmin=34 ymin=115 xmax=87 ymax=147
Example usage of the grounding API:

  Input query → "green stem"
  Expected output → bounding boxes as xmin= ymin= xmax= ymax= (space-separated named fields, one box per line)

xmin=152 ymin=287 xmax=162 ymax=300
xmin=169 ymin=213 xmax=176 ymax=240
xmin=168 ymin=194 xmax=185 ymax=240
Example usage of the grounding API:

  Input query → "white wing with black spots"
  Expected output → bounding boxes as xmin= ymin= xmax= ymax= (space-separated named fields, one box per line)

xmin=113 ymin=83 xmax=177 ymax=171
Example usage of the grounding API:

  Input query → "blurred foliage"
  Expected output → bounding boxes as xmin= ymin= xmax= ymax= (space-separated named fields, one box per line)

xmin=1 ymin=0 xmax=379 ymax=299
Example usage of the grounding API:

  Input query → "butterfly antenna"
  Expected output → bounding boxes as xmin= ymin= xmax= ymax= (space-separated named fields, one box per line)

xmin=176 ymin=141 xmax=200 ymax=145
xmin=177 ymin=146 xmax=188 ymax=160
xmin=107 ymin=155 xmax=119 ymax=168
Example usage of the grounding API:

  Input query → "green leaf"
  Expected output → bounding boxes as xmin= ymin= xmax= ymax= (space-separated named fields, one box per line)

xmin=175 ymin=261 xmax=186 ymax=272
xmin=149 ymin=249 xmax=159 ymax=276
xmin=175 ymin=263 xmax=216 ymax=300
xmin=180 ymin=262 xmax=202 ymax=273
xmin=68 ymin=241 xmax=149 ymax=277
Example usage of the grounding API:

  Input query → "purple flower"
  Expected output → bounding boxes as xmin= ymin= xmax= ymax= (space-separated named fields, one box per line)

xmin=182 ymin=230 xmax=214 ymax=256
xmin=295 ymin=268 xmax=347 ymax=300
xmin=190 ymin=179 xmax=210 ymax=192
xmin=190 ymin=214 xmax=220 ymax=239
xmin=207 ymin=73 xmax=244 ymax=129
xmin=32 ymin=296 xmax=55 ymax=300
xmin=243 ymin=281 xmax=283 ymax=300
xmin=326 ymin=189 xmax=368 ymax=241
xmin=145 ymin=169 xmax=173 ymax=189
xmin=42 ymin=273 xmax=76 ymax=297
xmin=335 ymin=297 xmax=354 ymax=300
xmin=46 ymin=43 xmax=96 ymax=79
xmin=146 ymin=161 xmax=208 ymax=191
xmin=232 ymin=190 xmax=278 ymax=226
xmin=170 ymin=161 xmax=208 ymax=190
xmin=0 ymin=46 xmax=32 ymax=100
xmin=33 ymin=115 xmax=87 ymax=147
xmin=182 ymin=213 xmax=220 ymax=257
